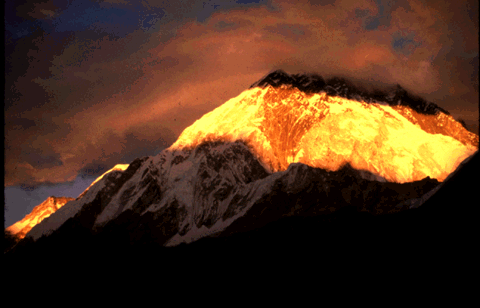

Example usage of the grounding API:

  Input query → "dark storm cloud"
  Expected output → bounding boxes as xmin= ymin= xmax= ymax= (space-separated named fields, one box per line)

xmin=4 ymin=0 xmax=478 ymax=202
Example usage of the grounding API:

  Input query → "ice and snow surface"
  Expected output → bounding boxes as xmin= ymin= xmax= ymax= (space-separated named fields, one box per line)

xmin=6 ymin=197 xmax=74 ymax=239
xmin=22 ymin=82 xmax=479 ymax=246
xmin=26 ymin=164 xmax=129 ymax=241
xmin=165 ymin=168 xmax=285 ymax=246
xmin=172 ymin=85 xmax=476 ymax=183
xmin=78 ymin=164 xmax=129 ymax=198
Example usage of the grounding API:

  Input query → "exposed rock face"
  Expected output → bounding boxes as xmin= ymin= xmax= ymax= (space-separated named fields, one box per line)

xmin=15 ymin=70 xmax=479 ymax=254
xmin=168 ymin=158 xmax=441 ymax=245
xmin=6 ymin=196 xmax=74 ymax=241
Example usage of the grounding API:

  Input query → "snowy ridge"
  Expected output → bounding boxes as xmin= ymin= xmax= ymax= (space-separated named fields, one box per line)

xmin=27 ymin=164 xmax=129 ymax=241
xmin=77 ymin=164 xmax=129 ymax=199
xmin=165 ymin=168 xmax=285 ymax=246
xmin=143 ymin=140 xmax=269 ymax=235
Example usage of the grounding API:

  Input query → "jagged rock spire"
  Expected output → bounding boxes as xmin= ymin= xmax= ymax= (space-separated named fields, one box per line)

xmin=249 ymin=69 xmax=293 ymax=89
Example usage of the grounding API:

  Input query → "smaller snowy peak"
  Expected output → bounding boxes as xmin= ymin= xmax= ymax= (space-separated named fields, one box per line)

xmin=25 ymin=161 xmax=141 ymax=242
xmin=6 ymin=196 xmax=74 ymax=240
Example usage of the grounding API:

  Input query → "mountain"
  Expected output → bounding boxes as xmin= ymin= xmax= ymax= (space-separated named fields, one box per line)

xmin=173 ymin=70 xmax=477 ymax=182
xmin=76 ymin=164 xmax=129 ymax=200
xmin=250 ymin=70 xmax=477 ymax=147
xmin=5 ymin=196 xmax=74 ymax=242
xmin=182 ymin=148 xmax=478 ymax=259
xmin=4 ymin=164 xmax=129 ymax=250
xmin=6 ymin=70 xmax=478 ymax=271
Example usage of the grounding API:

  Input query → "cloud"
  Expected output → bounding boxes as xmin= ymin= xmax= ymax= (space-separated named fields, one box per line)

xmin=13 ymin=0 xmax=61 ymax=21
xmin=78 ymin=162 xmax=111 ymax=179
xmin=20 ymin=150 xmax=64 ymax=169
xmin=391 ymin=31 xmax=422 ymax=56
xmin=264 ymin=23 xmax=310 ymax=41
xmin=4 ymin=0 xmax=478 ymax=188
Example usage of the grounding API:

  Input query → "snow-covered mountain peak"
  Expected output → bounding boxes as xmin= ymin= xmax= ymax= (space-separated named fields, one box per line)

xmin=170 ymin=80 xmax=477 ymax=183
xmin=14 ymin=70 xmax=479 ymax=253
xmin=6 ymin=196 xmax=74 ymax=240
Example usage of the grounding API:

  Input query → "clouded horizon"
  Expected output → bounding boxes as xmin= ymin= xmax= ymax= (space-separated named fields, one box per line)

xmin=4 ymin=0 xmax=479 ymax=227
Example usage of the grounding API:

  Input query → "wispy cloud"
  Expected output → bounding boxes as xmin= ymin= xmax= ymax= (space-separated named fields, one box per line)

xmin=5 ymin=0 xmax=478 ymax=190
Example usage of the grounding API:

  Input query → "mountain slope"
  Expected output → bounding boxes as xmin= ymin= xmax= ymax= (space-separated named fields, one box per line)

xmin=14 ymin=70 xmax=479 ymax=257
xmin=4 ymin=164 xmax=130 ymax=252
xmin=5 ymin=196 xmax=74 ymax=242
xmin=6 ymin=152 xmax=476 ymax=283
xmin=182 ymin=150 xmax=478 ymax=258
xmin=251 ymin=70 xmax=478 ymax=145
xmin=76 ymin=164 xmax=129 ymax=200
xmin=9 ymin=164 xmax=129 ymax=242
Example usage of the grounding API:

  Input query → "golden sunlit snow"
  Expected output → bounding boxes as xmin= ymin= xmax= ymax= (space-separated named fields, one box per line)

xmin=171 ymin=85 xmax=478 ymax=183
xmin=7 ymin=165 xmax=130 ymax=242
xmin=87 ymin=164 xmax=129 ymax=188
xmin=6 ymin=196 xmax=74 ymax=240
xmin=77 ymin=164 xmax=130 ymax=199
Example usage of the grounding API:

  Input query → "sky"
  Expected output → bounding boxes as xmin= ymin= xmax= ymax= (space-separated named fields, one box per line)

xmin=4 ymin=0 xmax=479 ymax=228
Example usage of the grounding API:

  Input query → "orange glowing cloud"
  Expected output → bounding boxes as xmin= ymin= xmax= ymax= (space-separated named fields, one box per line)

xmin=4 ymin=0 xmax=478 ymax=187
xmin=344 ymin=42 xmax=395 ymax=69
